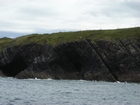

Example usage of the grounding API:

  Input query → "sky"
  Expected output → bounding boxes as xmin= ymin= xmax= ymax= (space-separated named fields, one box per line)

xmin=0 ymin=0 xmax=140 ymax=38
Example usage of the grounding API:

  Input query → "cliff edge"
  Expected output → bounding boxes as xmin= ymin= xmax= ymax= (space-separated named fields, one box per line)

xmin=0 ymin=27 xmax=140 ymax=82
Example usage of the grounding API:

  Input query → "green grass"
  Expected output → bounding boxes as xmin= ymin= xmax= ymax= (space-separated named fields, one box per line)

xmin=0 ymin=37 xmax=12 ymax=50
xmin=0 ymin=27 xmax=140 ymax=50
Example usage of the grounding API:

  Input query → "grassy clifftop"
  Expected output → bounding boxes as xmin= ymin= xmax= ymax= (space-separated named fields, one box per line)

xmin=0 ymin=27 xmax=140 ymax=50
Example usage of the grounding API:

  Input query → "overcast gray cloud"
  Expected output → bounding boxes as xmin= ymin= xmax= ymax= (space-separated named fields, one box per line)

xmin=0 ymin=0 xmax=140 ymax=37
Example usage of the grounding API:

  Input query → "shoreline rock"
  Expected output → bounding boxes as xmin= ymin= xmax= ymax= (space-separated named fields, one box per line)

xmin=0 ymin=39 xmax=140 ymax=83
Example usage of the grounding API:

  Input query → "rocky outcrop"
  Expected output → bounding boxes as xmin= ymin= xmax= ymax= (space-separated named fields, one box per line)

xmin=0 ymin=39 xmax=140 ymax=82
xmin=0 ymin=43 xmax=43 ymax=76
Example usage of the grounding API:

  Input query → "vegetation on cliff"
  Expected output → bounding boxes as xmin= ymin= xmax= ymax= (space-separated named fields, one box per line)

xmin=0 ymin=27 xmax=140 ymax=50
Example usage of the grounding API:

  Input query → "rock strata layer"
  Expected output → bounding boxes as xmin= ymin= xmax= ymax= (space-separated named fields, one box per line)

xmin=0 ymin=39 xmax=140 ymax=82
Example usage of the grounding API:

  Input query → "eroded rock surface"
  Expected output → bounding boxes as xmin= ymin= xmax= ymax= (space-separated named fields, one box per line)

xmin=0 ymin=39 xmax=140 ymax=82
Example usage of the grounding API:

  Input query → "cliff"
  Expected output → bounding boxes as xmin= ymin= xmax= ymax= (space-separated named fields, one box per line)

xmin=0 ymin=27 xmax=140 ymax=82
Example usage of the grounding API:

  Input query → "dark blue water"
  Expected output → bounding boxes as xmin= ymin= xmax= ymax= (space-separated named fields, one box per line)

xmin=0 ymin=77 xmax=140 ymax=105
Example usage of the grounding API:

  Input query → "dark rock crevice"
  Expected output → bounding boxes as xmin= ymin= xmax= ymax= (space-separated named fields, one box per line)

xmin=0 ymin=57 xmax=28 ymax=77
xmin=54 ymin=43 xmax=85 ymax=79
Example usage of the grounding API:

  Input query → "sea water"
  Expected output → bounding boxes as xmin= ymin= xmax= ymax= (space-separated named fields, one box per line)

xmin=0 ymin=77 xmax=140 ymax=105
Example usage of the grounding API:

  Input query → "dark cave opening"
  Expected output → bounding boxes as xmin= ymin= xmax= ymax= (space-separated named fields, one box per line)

xmin=73 ymin=62 xmax=82 ymax=72
xmin=0 ymin=58 xmax=28 ymax=77
xmin=68 ymin=51 xmax=83 ymax=73
xmin=56 ymin=48 xmax=83 ymax=73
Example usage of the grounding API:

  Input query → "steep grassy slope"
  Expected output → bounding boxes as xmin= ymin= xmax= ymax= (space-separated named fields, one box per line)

xmin=0 ymin=27 xmax=140 ymax=50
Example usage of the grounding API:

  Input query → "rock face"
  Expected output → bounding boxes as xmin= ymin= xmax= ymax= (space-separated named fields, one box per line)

xmin=0 ymin=39 xmax=140 ymax=82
